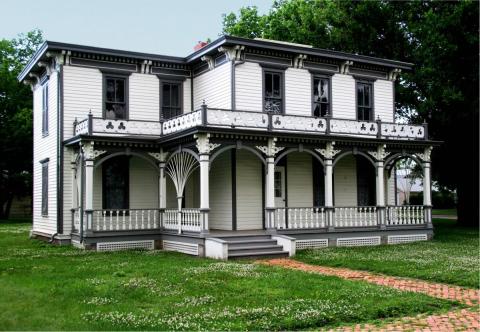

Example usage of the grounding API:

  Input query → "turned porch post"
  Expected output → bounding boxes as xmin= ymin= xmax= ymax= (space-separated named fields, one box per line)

xmin=420 ymin=147 xmax=433 ymax=228
xmin=196 ymin=133 xmax=218 ymax=234
xmin=84 ymin=156 xmax=94 ymax=232
xmin=316 ymin=142 xmax=339 ymax=232
xmin=369 ymin=144 xmax=388 ymax=229
xmin=156 ymin=149 xmax=167 ymax=229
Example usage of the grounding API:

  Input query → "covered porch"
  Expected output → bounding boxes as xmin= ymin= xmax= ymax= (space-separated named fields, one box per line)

xmin=67 ymin=132 xmax=434 ymax=253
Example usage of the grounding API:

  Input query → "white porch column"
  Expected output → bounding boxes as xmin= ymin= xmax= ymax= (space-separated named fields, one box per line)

xmin=199 ymin=153 xmax=210 ymax=233
xmin=196 ymin=133 xmax=219 ymax=234
xmin=81 ymin=141 xmax=106 ymax=233
xmin=257 ymin=137 xmax=284 ymax=232
xmin=368 ymin=144 xmax=389 ymax=229
xmin=70 ymin=152 xmax=78 ymax=232
xmin=316 ymin=142 xmax=340 ymax=231
xmin=420 ymin=146 xmax=433 ymax=228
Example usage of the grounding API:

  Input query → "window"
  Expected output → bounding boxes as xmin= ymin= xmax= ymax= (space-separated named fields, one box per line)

xmin=41 ymin=161 xmax=49 ymax=216
xmin=274 ymin=171 xmax=282 ymax=198
xmin=357 ymin=81 xmax=373 ymax=121
xmin=313 ymin=76 xmax=330 ymax=117
xmin=356 ymin=156 xmax=376 ymax=206
xmin=104 ymin=76 xmax=127 ymax=120
xmin=102 ymin=156 xmax=129 ymax=210
xmin=161 ymin=82 xmax=182 ymax=120
xmin=42 ymin=82 xmax=49 ymax=135
xmin=264 ymin=71 xmax=283 ymax=114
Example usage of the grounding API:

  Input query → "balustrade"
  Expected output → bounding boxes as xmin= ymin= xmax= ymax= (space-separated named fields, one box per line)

xmin=386 ymin=205 xmax=425 ymax=225
xmin=273 ymin=207 xmax=327 ymax=229
xmin=333 ymin=206 xmax=377 ymax=227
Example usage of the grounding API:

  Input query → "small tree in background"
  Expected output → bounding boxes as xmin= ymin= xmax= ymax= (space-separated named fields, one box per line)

xmin=0 ymin=29 xmax=43 ymax=219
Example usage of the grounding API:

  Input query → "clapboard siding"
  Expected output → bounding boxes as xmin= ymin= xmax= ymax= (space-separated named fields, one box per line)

xmin=331 ymin=74 xmax=356 ymax=119
xmin=33 ymin=72 xmax=58 ymax=235
xmin=285 ymin=68 xmax=311 ymax=116
xmin=236 ymin=150 xmax=263 ymax=230
xmin=166 ymin=177 xmax=177 ymax=208
xmin=184 ymin=169 xmax=199 ymax=208
xmin=334 ymin=155 xmax=357 ymax=206
xmin=63 ymin=66 xmax=102 ymax=140
xmin=374 ymin=79 xmax=394 ymax=122
xmin=287 ymin=153 xmax=313 ymax=207
xmin=235 ymin=62 xmax=262 ymax=111
xmin=386 ymin=171 xmax=396 ymax=205
xmin=129 ymin=73 xmax=159 ymax=121
xmin=183 ymin=78 xmax=192 ymax=113
xmin=129 ymin=157 xmax=159 ymax=209
xmin=193 ymin=63 xmax=231 ymax=110
xmin=209 ymin=152 xmax=232 ymax=230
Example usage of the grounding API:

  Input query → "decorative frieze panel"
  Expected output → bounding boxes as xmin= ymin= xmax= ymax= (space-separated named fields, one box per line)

xmin=92 ymin=119 xmax=162 ymax=136
xmin=74 ymin=119 xmax=89 ymax=136
xmin=330 ymin=119 xmax=378 ymax=136
xmin=382 ymin=123 xmax=425 ymax=139
xmin=162 ymin=110 xmax=202 ymax=135
xmin=206 ymin=109 xmax=268 ymax=130
xmin=272 ymin=115 xmax=327 ymax=133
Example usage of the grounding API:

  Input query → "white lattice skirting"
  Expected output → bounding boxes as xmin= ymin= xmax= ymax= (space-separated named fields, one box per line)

xmin=97 ymin=240 xmax=154 ymax=251
xmin=296 ymin=239 xmax=329 ymax=250
xmin=163 ymin=240 xmax=198 ymax=255
xmin=387 ymin=234 xmax=428 ymax=244
xmin=336 ymin=236 xmax=381 ymax=247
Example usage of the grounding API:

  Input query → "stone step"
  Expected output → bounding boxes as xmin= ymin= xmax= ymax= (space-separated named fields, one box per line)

xmin=228 ymin=244 xmax=284 ymax=253
xmin=227 ymin=239 xmax=279 ymax=248
xmin=228 ymin=250 xmax=289 ymax=259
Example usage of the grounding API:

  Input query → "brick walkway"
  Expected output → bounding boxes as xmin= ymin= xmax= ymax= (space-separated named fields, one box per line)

xmin=261 ymin=258 xmax=480 ymax=331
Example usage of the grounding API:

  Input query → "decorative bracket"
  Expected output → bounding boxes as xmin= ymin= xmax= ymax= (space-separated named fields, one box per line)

xmin=200 ymin=55 xmax=215 ymax=70
xmin=316 ymin=141 xmax=341 ymax=160
xmin=81 ymin=141 xmax=106 ymax=160
xmin=218 ymin=45 xmax=245 ymax=61
xmin=256 ymin=138 xmax=284 ymax=157
xmin=416 ymin=146 xmax=433 ymax=162
xmin=141 ymin=60 xmax=153 ymax=74
xmin=340 ymin=61 xmax=353 ymax=75
xmin=293 ymin=54 xmax=307 ymax=68
xmin=368 ymin=144 xmax=390 ymax=161
xmin=388 ymin=68 xmax=402 ymax=81
xmin=195 ymin=133 xmax=220 ymax=155
xmin=148 ymin=149 xmax=168 ymax=163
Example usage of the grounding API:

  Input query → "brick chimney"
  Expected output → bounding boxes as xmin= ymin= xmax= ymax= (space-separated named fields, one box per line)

xmin=194 ymin=41 xmax=209 ymax=51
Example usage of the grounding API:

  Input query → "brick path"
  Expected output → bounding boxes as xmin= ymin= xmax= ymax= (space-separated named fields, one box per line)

xmin=261 ymin=258 xmax=480 ymax=331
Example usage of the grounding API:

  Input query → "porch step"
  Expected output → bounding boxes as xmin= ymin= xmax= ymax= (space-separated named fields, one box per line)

xmin=215 ymin=234 xmax=289 ymax=259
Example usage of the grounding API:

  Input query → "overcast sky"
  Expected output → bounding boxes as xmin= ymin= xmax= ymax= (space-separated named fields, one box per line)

xmin=2 ymin=0 xmax=272 ymax=56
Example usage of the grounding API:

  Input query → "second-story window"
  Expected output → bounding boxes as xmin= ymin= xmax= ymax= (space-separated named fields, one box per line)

xmin=41 ymin=82 xmax=49 ymax=136
xmin=357 ymin=81 xmax=373 ymax=121
xmin=313 ymin=76 xmax=330 ymax=117
xmin=105 ymin=76 xmax=127 ymax=120
xmin=264 ymin=70 xmax=283 ymax=114
xmin=161 ymin=82 xmax=182 ymax=120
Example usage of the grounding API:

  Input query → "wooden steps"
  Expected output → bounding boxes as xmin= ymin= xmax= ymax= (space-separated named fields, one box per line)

xmin=213 ymin=234 xmax=289 ymax=259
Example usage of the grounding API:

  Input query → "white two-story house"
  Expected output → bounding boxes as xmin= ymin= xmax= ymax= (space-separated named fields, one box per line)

xmin=19 ymin=36 xmax=438 ymax=259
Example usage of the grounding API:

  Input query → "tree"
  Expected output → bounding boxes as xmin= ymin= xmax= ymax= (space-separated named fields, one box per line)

xmin=223 ymin=0 xmax=479 ymax=226
xmin=0 ymin=30 xmax=43 ymax=219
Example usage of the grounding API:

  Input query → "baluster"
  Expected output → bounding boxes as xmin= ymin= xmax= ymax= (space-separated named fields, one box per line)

xmin=134 ymin=210 xmax=138 ymax=230
xmin=148 ymin=210 xmax=152 ymax=229
xmin=122 ymin=210 xmax=126 ymax=230
xmin=314 ymin=208 xmax=319 ymax=228
xmin=141 ymin=210 xmax=145 ymax=229
xmin=347 ymin=207 xmax=352 ymax=227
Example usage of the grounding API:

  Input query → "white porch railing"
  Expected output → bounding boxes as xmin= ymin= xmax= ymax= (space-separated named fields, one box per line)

xmin=386 ymin=205 xmax=425 ymax=225
xmin=333 ymin=206 xmax=377 ymax=227
xmin=91 ymin=209 xmax=161 ymax=231
xmin=274 ymin=207 xmax=327 ymax=229
xmin=162 ymin=208 xmax=202 ymax=233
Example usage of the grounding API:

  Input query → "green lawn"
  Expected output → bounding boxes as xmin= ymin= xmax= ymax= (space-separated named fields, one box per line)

xmin=0 ymin=221 xmax=456 ymax=331
xmin=296 ymin=219 xmax=479 ymax=288
xmin=432 ymin=209 xmax=457 ymax=216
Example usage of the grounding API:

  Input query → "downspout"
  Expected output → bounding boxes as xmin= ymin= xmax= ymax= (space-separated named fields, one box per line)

xmin=79 ymin=150 xmax=85 ymax=243
xmin=56 ymin=54 xmax=64 ymax=235
xmin=49 ymin=232 xmax=58 ymax=243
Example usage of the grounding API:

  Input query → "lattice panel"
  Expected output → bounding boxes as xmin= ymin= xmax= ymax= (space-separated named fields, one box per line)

xmin=296 ymin=239 xmax=329 ymax=250
xmin=388 ymin=234 xmax=428 ymax=244
xmin=163 ymin=240 xmax=198 ymax=256
xmin=97 ymin=240 xmax=154 ymax=252
xmin=336 ymin=236 xmax=381 ymax=247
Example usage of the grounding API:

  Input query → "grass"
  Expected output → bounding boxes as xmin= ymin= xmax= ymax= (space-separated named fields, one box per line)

xmin=0 ymin=220 xmax=457 ymax=330
xmin=432 ymin=209 xmax=457 ymax=216
xmin=296 ymin=219 xmax=479 ymax=288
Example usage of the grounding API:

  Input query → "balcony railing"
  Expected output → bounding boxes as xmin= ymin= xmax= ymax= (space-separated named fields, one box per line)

xmin=73 ymin=107 xmax=428 ymax=140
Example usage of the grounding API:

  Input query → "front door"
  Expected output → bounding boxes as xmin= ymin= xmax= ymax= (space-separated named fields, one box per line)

xmin=274 ymin=166 xmax=286 ymax=207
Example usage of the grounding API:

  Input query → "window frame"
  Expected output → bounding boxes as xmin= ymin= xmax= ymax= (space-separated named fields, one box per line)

xmin=311 ymin=73 xmax=332 ymax=117
xmin=355 ymin=79 xmax=375 ymax=121
xmin=158 ymin=77 xmax=184 ymax=121
xmin=102 ymin=72 xmax=129 ymax=120
xmin=261 ymin=65 xmax=286 ymax=114
xmin=40 ymin=159 xmax=49 ymax=217
xmin=41 ymin=81 xmax=49 ymax=136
